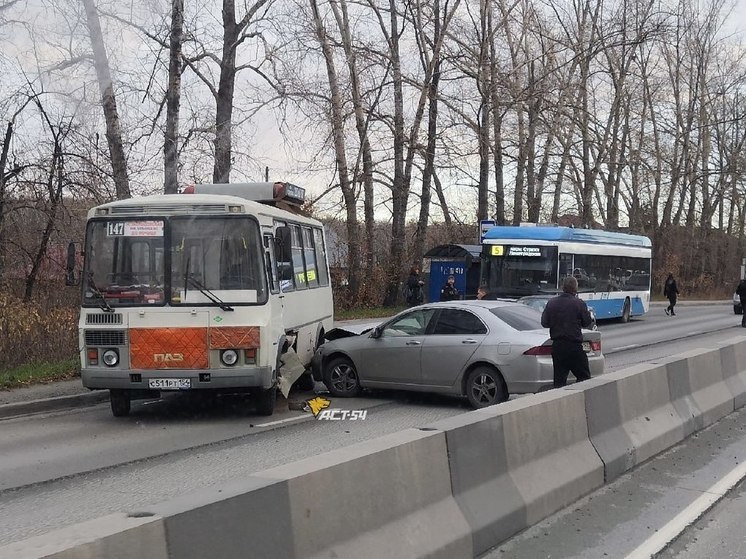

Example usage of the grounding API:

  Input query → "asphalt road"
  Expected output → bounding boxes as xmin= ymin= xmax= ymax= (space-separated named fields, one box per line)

xmin=0 ymin=303 xmax=742 ymax=547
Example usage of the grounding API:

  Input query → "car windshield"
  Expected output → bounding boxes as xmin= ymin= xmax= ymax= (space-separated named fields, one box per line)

xmin=490 ymin=305 xmax=545 ymax=331
xmin=481 ymin=245 xmax=558 ymax=297
xmin=82 ymin=216 xmax=267 ymax=307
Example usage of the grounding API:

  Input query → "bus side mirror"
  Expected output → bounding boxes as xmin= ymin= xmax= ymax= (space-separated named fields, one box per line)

xmin=65 ymin=242 xmax=80 ymax=286
xmin=274 ymin=226 xmax=292 ymax=263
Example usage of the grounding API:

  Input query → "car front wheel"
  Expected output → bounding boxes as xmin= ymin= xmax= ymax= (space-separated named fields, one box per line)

xmin=465 ymin=366 xmax=507 ymax=409
xmin=324 ymin=357 xmax=362 ymax=398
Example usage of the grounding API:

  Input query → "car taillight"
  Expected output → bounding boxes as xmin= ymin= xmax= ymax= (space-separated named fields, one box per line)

xmin=591 ymin=340 xmax=601 ymax=352
xmin=524 ymin=345 xmax=553 ymax=356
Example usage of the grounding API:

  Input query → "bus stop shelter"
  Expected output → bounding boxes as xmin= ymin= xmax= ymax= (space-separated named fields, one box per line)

xmin=422 ymin=244 xmax=482 ymax=302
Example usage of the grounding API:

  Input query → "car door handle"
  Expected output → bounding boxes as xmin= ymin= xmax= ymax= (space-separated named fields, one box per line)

xmin=462 ymin=339 xmax=478 ymax=344
xmin=406 ymin=340 xmax=421 ymax=346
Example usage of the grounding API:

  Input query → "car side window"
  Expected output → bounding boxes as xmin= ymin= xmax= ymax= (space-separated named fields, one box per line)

xmin=432 ymin=309 xmax=488 ymax=335
xmin=382 ymin=309 xmax=436 ymax=337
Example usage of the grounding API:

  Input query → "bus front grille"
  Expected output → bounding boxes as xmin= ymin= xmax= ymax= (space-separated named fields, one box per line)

xmin=85 ymin=330 xmax=127 ymax=346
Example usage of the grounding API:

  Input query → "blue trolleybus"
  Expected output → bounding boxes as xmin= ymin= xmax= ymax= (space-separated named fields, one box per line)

xmin=480 ymin=225 xmax=652 ymax=322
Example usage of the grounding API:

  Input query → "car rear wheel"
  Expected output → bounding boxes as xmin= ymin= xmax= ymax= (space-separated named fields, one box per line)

xmin=110 ymin=389 xmax=131 ymax=417
xmin=465 ymin=366 xmax=507 ymax=409
xmin=324 ymin=357 xmax=362 ymax=398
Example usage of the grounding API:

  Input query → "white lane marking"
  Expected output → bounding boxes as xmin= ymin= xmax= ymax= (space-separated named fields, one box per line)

xmin=610 ymin=344 xmax=640 ymax=352
xmin=625 ymin=460 xmax=746 ymax=558
xmin=252 ymin=415 xmax=310 ymax=428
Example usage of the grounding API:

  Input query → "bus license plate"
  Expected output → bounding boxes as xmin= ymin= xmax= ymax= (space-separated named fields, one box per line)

xmin=582 ymin=342 xmax=591 ymax=352
xmin=148 ymin=378 xmax=191 ymax=390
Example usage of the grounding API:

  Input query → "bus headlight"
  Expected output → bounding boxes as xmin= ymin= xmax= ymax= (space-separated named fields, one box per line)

xmin=102 ymin=349 xmax=119 ymax=367
xmin=221 ymin=349 xmax=239 ymax=366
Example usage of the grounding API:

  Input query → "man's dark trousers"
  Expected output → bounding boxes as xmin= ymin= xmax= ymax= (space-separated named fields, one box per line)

xmin=741 ymin=297 xmax=746 ymax=327
xmin=551 ymin=339 xmax=591 ymax=388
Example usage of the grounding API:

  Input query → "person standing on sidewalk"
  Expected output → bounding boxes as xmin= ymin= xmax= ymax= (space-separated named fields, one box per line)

xmin=737 ymin=278 xmax=746 ymax=327
xmin=541 ymin=276 xmax=593 ymax=388
xmin=439 ymin=275 xmax=460 ymax=301
xmin=663 ymin=273 xmax=679 ymax=316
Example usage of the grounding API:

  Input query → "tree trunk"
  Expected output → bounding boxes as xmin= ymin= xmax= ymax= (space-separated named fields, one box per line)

xmin=82 ymin=0 xmax=131 ymax=199
xmin=164 ymin=0 xmax=183 ymax=194
xmin=309 ymin=0 xmax=361 ymax=299
xmin=413 ymin=0 xmax=441 ymax=264
xmin=24 ymin=137 xmax=64 ymax=301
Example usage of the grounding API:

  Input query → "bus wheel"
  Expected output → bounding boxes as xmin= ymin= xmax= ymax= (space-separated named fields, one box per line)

xmin=293 ymin=373 xmax=316 ymax=392
xmin=110 ymin=390 xmax=131 ymax=417
xmin=620 ymin=298 xmax=631 ymax=323
xmin=255 ymin=386 xmax=276 ymax=416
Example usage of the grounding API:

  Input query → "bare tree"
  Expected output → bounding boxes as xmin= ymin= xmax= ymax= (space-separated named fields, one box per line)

xmin=81 ymin=0 xmax=131 ymax=199
xmin=164 ymin=0 xmax=184 ymax=194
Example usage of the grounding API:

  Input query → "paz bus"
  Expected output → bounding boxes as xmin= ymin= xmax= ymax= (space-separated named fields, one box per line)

xmin=69 ymin=182 xmax=333 ymax=417
xmin=480 ymin=225 xmax=652 ymax=322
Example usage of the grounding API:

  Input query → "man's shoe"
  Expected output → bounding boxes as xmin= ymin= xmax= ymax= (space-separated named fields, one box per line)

xmin=665 ymin=308 xmax=670 ymax=315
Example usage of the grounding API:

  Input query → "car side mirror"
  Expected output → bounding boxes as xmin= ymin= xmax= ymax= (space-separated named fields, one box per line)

xmin=371 ymin=326 xmax=382 ymax=339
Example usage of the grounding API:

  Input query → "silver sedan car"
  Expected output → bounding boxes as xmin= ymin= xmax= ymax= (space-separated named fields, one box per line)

xmin=311 ymin=300 xmax=604 ymax=408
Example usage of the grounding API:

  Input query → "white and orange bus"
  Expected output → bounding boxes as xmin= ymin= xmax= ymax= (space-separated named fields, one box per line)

xmin=70 ymin=183 xmax=333 ymax=417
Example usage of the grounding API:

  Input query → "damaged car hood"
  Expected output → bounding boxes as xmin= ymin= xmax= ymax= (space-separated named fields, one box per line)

xmin=323 ymin=320 xmax=383 ymax=341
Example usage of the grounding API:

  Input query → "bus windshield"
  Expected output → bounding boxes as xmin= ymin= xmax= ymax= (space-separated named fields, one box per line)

xmin=481 ymin=245 xmax=558 ymax=297
xmin=82 ymin=216 xmax=267 ymax=308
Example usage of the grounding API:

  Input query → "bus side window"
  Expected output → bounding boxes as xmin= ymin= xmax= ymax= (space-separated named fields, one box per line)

xmin=302 ymin=227 xmax=319 ymax=288
xmin=313 ymin=228 xmax=329 ymax=286
xmin=291 ymin=225 xmax=308 ymax=289
xmin=559 ymin=254 xmax=573 ymax=281
xmin=274 ymin=224 xmax=294 ymax=292
xmin=264 ymin=234 xmax=279 ymax=294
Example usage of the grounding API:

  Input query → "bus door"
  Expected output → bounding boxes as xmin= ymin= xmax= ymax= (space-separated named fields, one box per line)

xmin=264 ymin=233 xmax=284 ymax=340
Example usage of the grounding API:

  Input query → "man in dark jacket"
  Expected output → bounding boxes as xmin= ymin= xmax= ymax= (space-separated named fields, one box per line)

xmin=541 ymin=276 xmax=593 ymax=388
xmin=406 ymin=267 xmax=425 ymax=306
xmin=663 ymin=273 xmax=679 ymax=316
xmin=737 ymin=278 xmax=746 ymax=327
xmin=439 ymin=275 xmax=459 ymax=301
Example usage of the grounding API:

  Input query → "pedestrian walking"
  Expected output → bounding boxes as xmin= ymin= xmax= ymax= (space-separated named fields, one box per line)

xmin=663 ymin=273 xmax=679 ymax=316
xmin=540 ymin=276 xmax=593 ymax=388
xmin=406 ymin=267 xmax=425 ymax=307
xmin=439 ymin=275 xmax=460 ymax=302
xmin=737 ymin=278 xmax=746 ymax=327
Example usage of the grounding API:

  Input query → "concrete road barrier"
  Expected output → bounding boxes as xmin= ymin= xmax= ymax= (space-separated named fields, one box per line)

xmin=717 ymin=337 xmax=746 ymax=409
xmin=0 ymin=513 xmax=168 ymax=559
xmin=6 ymin=337 xmax=746 ymax=559
xmin=570 ymin=365 xmax=684 ymax=482
xmin=427 ymin=409 xmax=526 ymax=557
xmin=257 ymin=428 xmax=472 ymax=559
xmin=665 ymin=348 xmax=734 ymax=433
xmin=499 ymin=389 xmax=604 ymax=526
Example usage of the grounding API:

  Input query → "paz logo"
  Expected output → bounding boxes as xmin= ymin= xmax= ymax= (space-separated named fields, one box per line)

xmin=214 ymin=316 xmax=223 ymax=323
xmin=306 ymin=396 xmax=331 ymax=418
